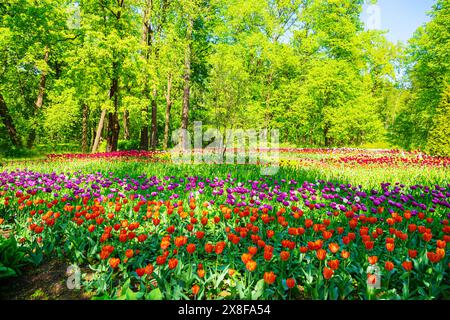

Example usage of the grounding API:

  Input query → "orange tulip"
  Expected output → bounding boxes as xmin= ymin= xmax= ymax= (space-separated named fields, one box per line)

xmin=368 ymin=256 xmax=378 ymax=265
xmin=192 ymin=284 xmax=200 ymax=296
xmin=327 ymin=259 xmax=340 ymax=270
xmin=145 ymin=264 xmax=154 ymax=275
xmin=245 ymin=260 xmax=257 ymax=272
xmin=286 ymin=278 xmax=296 ymax=289
xmin=263 ymin=271 xmax=276 ymax=285
xmin=156 ymin=255 xmax=166 ymax=265
xmin=280 ymin=251 xmax=290 ymax=261
xmin=136 ymin=268 xmax=146 ymax=277
xmin=160 ymin=239 xmax=171 ymax=250
xmin=125 ymin=249 xmax=134 ymax=258
xmin=316 ymin=249 xmax=327 ymax=261
xmin=402 ymin=261 xmax=413 ymax=271
xmin=109 ymin=258 xmax=120 ymax=269
xmin=386 ymin=242 xmax=395 ymax=252
xmin=408 ymin=249 xmax=417 ymax=259
xmin=364 ymin=241 xmax=374 ymax=250
xmin=385 ymin=261 xmax=394 ymax=271
xmin=174 ymin=236 xmax=187 ymax=247
xmin=437 ymin=240 xmax=446 ymax=249
xmin=300 ymin=246 xmax=308 ymax=254
xmin=197 ymin=269 xmax=205 ymax=278
xmin=328 ymin=243 xmax=339 ymax=254
xmin=241 ymin=253 xmax=253 ymax=264
xmin=168 ymin=258 xmax=178 ymax=270
xmin=427 ymin=252 xmax=441 ymax=263
xmin=323 ymin=267 xmax=334 ymax=280
xmin=215 ymin=241 xmax=226 ymax=254
xmin=264 ymin=250 xmax=273 ymax=261
xmin=205 ymin=243 xmax=214 ymax=253
xmin=423 ymin=233 xmax=432 ymax=242
xmin=186 ymin=243 xmax=196 ymax=254
xmin=341 ymin=250 xmax=350 ymax=259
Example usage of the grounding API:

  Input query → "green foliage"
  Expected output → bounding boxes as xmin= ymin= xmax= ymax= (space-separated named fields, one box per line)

xmin=0 ymin=0 xmax=445 ymax=151
xmin=118 ymin=139 xmax=140 ymax=151
xmin=0 ymin=237 xmax=31 ymax=279
xmin=1 ymin=147 xmax=40 ymax=159
xmin=427 ymin=85 xmax=450 ymax=156
xmin=391 ymin=0 xmax=450 ymax=151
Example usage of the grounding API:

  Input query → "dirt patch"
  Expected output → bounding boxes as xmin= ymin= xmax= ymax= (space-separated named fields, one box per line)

xmin=0 ymin=259 xmax=94 ymax=300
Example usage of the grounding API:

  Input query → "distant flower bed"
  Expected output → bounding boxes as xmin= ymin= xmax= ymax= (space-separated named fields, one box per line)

xmin=267 ymin=148 xmax=450 ymax=168
xmin=335 ymin=154 xmax=450 ymax=167
xmin=46 ymin=150 xmax=167 ymax=160
xmin=43 ymin=148 xmax=450 ymax=168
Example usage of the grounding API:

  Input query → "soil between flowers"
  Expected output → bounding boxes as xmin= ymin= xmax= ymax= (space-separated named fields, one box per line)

xmin=0 ymin=258 xmax=92 ymax=300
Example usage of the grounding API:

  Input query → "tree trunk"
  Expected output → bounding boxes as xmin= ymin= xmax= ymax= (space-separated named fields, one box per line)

xmin=139 ymin=0 xmax=152 ymax=151
xmin=324 ymin=124 xmax=330 ymax=147
xmin=27 ymin=45 xmax=50 ymax=148
xmin=92 ymin=109 xmax=107 ymax=153
xmin=106 ymin=74 xmax=120 ymax=152
xmin=150 ymin=89 xmax=158 ymax=150
xmin=123 ymin=109 xmax=130 ymax=140
xmin=35 ymin=47 xmax=49 ymax=110
xmin=106 ymin=112 xmax=120 ymax=152
xmin=81 ymin=103 xmax=89 ymax=153
xmin=163 ymin=74 xmax=172 ymax=150
xmin=180 ymin=17 xmax=193 ymax=149
xmin=0 ymin=93 xmax=21 ymax=147
xmin=92 ymin=125 xmax=96 ymax=148
xmin=140 ymin=126 xmax=149 ymax=150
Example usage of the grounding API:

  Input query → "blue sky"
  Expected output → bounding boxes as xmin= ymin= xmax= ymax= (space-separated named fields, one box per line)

xmin=362 ymin=0 xmax=436 ymax=43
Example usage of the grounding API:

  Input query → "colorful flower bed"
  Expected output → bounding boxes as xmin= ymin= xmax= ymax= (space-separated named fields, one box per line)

xmin=46 ymin=150 xmax=166 ymax=161
xmin=275 ymin=148 xmax=450 ymax=168
xmin=0 ymin=167 xmax=448 ymax=300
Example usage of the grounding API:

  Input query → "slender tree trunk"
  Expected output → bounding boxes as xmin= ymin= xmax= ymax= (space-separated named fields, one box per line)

xmin=180 ymin=17 xmax=193 ymax=149
xmin=27 ymin=45 xmax=50 ymax=148
xmin=92 ymin=126 xmax=96 ymax=147
xmin=0 ymin=93 xmax=21 ymax=147
xmin=140 ymin=125 xmax=149 ymax=150
xmin=139 ymin=0 xmax=152 ymax=151
xmin=92 ymin=109 xmax=107 ymax=153
xmin=324 ymin=124 xmax=330 ymax=147
xmin=150 ymin=89 xmax=158 ymax=150
xmin=35 ymin=46 xmax=49 ymax=110
xmin=106 ymin=74 xmax=120 ymax=152
xmin=81 ymin=103 xmax=89 ymax=153
xmin=163 ymin=74 xmax=172 ymax=150
xmin=106 ymin=112 xmax=120 ymax=152
xmin=123 ymin=109 xmax=130 ymax=140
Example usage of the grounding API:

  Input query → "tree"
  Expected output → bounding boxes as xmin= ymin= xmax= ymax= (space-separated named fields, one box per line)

xmin=0 ymin=0 xmax=74 ymax=149
xmin=180 ymin=4 xmax=194 ymax=150
xmin=0 ymin=0 xmax=434 ymax=153
xmin=427 ymin=84 xmax=450 ymax=156
xmin=0 ymin=93 xmax=21 ymax=147
xmin=392 ymin=0 xmax=450 ymax=150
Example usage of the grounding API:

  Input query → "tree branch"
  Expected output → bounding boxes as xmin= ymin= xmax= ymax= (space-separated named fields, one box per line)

xmin=98 ymin=0 xmax=119 ymax=19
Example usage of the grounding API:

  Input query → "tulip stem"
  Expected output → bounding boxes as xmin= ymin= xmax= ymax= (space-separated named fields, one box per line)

xmin=316 ymin=260 xmax=322 ymax=299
